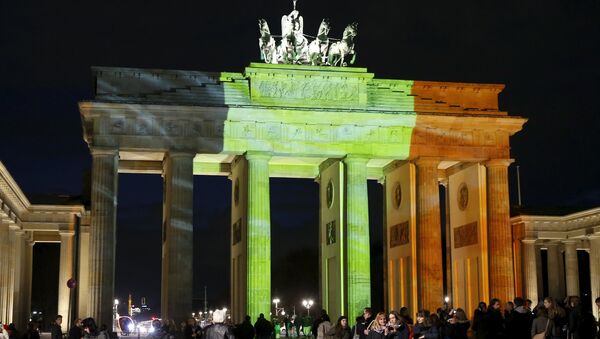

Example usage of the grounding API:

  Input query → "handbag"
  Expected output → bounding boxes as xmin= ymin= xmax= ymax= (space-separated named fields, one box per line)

xmin=532 ymin=319 xmax=550 ymax=339
xmin=352 ymin=326 xmax=360 ymax=339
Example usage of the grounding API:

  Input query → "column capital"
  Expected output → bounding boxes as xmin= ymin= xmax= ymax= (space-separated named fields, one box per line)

xmin=414 ymin=157 xmax=441 ymax=167
xmin=59 ymin=230 xmax=75 ymax=237
xmin=343 ymin=154 xmax=370 ymax=164
xmin=90 ymin=147 xmax=119 ymax=157
xmin=439 ymin=178 xmax=449 ymax=187
xmin=562 ymin=239 xmax=579 ymax=245
xmin=245 ymin=151 xmax=272 ymax=161
xmin=165 ymin=151 xmax=196 ymax=159
xmin=484 ymin=158 xmax=514 ymax=168
xmin=522 ymin=238 xmax=538 ymax=245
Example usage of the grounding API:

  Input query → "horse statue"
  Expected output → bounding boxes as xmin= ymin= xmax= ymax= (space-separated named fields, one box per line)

xmin=328 ymin=22 xmax=358 ymax=67
xmin=278 ymin=7 xmax=308 ymax=63
xmin=258 ymin=19 xmax=277 ymax=64
xmin=307 ymin=18 xmax=331 ymax=65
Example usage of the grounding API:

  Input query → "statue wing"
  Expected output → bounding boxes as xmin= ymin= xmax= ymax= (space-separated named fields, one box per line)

xmin=298 ymin=15 xmax=304 ymax=35
xmin=281 ymin=15 xmax=291 ymax=36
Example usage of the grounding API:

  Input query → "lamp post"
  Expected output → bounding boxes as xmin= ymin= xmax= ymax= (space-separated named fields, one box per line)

xmin=273 ymin=298 xmax=281 ymax=316
xmin=302 ymin=299 xmax=313 ymax=317
xmin=113 ymin=299 xmax=119 ymax=332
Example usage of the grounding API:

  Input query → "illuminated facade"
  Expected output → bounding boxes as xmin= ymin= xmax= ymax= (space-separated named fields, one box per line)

xmin=0 ymin=162 xmax=88 ymax=332
xmin=77 ymin=62 xmax=526 ymax=325
xmin=511 ymin=208 xmax=600 ymax=320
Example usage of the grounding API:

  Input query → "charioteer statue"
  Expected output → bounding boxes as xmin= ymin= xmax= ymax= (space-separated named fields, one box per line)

xmin=258 ymin=0 xmax=357 ymax=67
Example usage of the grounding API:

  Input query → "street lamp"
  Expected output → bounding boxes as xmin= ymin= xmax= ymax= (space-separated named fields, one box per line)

xmin=273 ymin=298 xmax=281 ymax=316
xmin=302 ymin=299 xmax=314 ymax=317
xmin=113 ymin=299 xmax=120 ymax=332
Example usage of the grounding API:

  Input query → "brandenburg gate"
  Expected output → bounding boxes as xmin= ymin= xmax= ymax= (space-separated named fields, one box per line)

xmin=77 ymin=60 xmax=526 ymax=325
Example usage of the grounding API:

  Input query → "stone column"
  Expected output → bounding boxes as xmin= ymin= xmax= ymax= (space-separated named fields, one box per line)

xmin=485 ymin=159 xmax=515 ymax=302
xmin=58 ymin=230 xmax=74 ymax=331
xmin=588 ymin=237 xmax=600 ymax=321
xmin=343 ymin=155 xmax=371 ymax=320
xmin=161 ymin=152 xmax=194 ymax=322
xmin=245 ymin=151 xmax=271 ymax=319
xmin=546 ymin=243 xmax=562 ymax=299
xmin=88 ymin=148 xmax=119 ymax=327
xmin=563 ymin=240 xmax=579 ymax=297
xmin=415 ymin=158 xmax=443 ymax=311
xmin=12 ymin=231 xmax=31 ymax=332
xmin=522 ymin=239 xmax=539 ymax=303
xmin=0 ymin=220 xmax=10 ymax=322
xmin=4 ymin=226 xmax=19 ymax=324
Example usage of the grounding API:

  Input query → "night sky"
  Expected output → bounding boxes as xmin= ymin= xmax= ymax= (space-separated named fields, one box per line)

xmin=2 ymin=1 xmax=599 ymax=318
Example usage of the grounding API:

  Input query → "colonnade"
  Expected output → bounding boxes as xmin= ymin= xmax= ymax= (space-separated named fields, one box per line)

xmin=513 ymin=208 xmax=600 ymax=320
xmin=82 ymin=151 xmax=517 ymax=324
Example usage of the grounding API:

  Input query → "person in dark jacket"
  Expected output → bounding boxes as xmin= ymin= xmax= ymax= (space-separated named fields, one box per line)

xmin=543 ymin=297 xmax=566 ymax=339
xmin=505 ymin=297 xmax=531 ymax=339
xmin=254 ymin=314 xmax=272 ymax=339
xmin=354 ymin=308 xmax=373 ymax=339
xmin=412 ymin=310 xmax=438 ymax=339
xmin=326 ymin=316 xmax=352 ymax=339
xmin=68 ymin=319 xmax=83 ymax=339
xmin=234 ymin=316 xmax=254 ymax=339
xmin=484 ymin=298 xmax=505 ymax=339
xmin=385 ymin=311 xmax=408 ymax=339
xmin=21 ymin=322 xmax=40 ymax=339
xmin=444 ymin=308 xmax=470 ymax=339
xmin=531 ymin=306 xmax=550 ymax=338
xmin=471 ymin=302 xmax=487 ymax=339
xmin=202 ymin=310 xmax=235 ymax=339
xmin=50 ymin=315 xmax=63 ymax=339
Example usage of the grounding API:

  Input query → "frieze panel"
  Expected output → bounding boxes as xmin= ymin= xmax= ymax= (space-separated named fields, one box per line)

xmin=261 ymin=122 xmax=282 ymax=140
xmin=285 ymin=124 xmax=306 ymax=141
xmin=236 ymin=121 xmax=257 ymax=139
xmin=254 ymin=80 xmax=359 ymax=102
xmin=390 ymin=221 xmax=409 ymax=248
xmin=454 ymin=221 xmax=478 ymax=249
xmin=161 ymin=119 xmax=182 ymax=136
xmin=135 ymin=119 xmax=153 ymax=136
xmin=307 ymin=124 xmax=332 ymax=142
xmin=336 ymin=125 xmax=355 ymax=142
xmin=111 ymin=118 xmax=126 ymax=135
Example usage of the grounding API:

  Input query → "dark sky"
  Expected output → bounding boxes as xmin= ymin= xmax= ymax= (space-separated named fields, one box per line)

xmin=2 ymin=0 xmax=600 ymax=317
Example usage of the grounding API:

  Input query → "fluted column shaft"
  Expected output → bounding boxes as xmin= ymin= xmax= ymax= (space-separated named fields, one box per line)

xmin=4 ymin=227 xmax=18 ymax=323
xmin=161 ymin=152 xmax=194 ymax=322
xmin=546 ymin=243 xmax=562 ymax=299
xmin=245 ymin=152 xmax=271 ymax=320
xmin=88 ymin=148 xmax=118 ymax=327
xmin=485 ymin=160 xmax=515 ymax=302
xmin=563 ymin=240 xmax=579 ymax=297
xmin=415 ymin=158 xmax=443 ymax=312
xmin=0 ymin=221 xmax=9 ymax=322
xmin=522 ymin=239 xmax=539 ymax=303
xmin=13 ymin=231 xmax=31 ymax=332
xmin=344 ymin=156 xmax=371 ymax=320
xmin=58 ymin=230 xmax=74 ymax=331
xmin=588 ymin=237 xmax=600 ymax=321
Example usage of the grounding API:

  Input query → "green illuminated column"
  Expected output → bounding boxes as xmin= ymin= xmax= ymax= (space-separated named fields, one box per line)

xmin=162 ymin=152 xmax=194 ymax=322
xmin=88 ymin=148 xmax=118 ymax=327
xmin=415 ymin=158 xmax=443 ymax=312
xmin=343 ymin=155 xmax=371 ymax=319
xmin=246 ymin=151 xmax=272 ymax=320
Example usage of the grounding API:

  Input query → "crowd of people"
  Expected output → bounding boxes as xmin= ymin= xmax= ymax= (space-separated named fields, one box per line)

xmin=1 ymin=295 xmax=599 ymax=339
